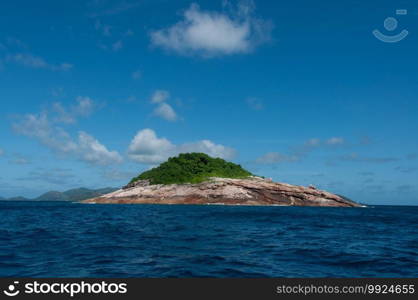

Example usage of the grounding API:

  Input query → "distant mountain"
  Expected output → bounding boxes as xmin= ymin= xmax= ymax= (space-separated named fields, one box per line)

xmin=1 ymin=187 xmax=118 ymax=202
xmin=7 ymin=196 xmax=29 ymax=201
xmin=35 ymin=191 xmax=65 ymax=201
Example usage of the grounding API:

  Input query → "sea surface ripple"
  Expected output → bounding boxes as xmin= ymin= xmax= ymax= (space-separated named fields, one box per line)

xmin=0 ymin=201 xmax=417 ymax=277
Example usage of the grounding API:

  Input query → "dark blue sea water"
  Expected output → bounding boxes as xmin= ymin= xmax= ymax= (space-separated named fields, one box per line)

xmin=0 ymin=201 xmax=417 ymax=277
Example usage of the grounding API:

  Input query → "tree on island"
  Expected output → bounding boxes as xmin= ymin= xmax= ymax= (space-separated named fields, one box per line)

xmin=130 ymin=152 xmax=253 ymax=185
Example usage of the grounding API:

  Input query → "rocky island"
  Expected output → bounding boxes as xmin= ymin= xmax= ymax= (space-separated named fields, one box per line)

xmin=83 ymin=153 xmax=361 ymax=207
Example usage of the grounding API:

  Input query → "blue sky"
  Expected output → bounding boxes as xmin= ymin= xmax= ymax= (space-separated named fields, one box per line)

xmin=0 ymin=0 xmax=417 ymax=205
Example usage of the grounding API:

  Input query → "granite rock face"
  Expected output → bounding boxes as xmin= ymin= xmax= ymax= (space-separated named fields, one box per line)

xmin=83 ymin=177 xmax=361 ymax=207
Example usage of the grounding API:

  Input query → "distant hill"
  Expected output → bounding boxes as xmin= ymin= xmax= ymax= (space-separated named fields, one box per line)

xmin=130 ymin=152 xmax=253 ymax=185
xmin=1 ymin=196 xmax=30 ymax=201
xmin=1 ymin=187 xmax=118 ymax=202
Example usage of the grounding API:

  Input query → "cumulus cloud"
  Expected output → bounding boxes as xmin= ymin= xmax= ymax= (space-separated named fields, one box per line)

xmin=150 ymin=1 xmax=272 ymax=57
xmin=6 ymin=53 xmax=73 ymax=71
xmin=149 ymin=90 xmax=179 ymax=121
xmin=72 ymin=97 xmax=95 ymax=118
xmin=154 ymin=103 xmax=178 ymax=121
xmin=128 ymin=129 xmax=175 ymax=164
xmin=77 ymin=131 xmax=123 ymax=165
xmin=53 ymin=96 xmax=95 ymax=124
xmin=151 ymin=90 xmax=170 ymax=103
xmin=13 ymin=100 xmax=122 ymax=166
xmin=13 ymin=112 xmax=78 ymax=154
xmin=177 ymin=140 xmax=236 ymax=159
xmin=128 ymin=128 xmax=235 ymax=164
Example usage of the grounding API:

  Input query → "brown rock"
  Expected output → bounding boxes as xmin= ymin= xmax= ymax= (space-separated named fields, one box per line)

xmin=83 ymin=177 xmax=362 ymax=207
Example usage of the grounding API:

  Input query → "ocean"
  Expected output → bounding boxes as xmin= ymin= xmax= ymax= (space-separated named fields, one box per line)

xmin=0 ymin=201 xmax=417 ymax=277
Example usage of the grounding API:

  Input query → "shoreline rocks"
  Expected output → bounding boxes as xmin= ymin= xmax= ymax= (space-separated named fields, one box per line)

xmin=83 ymin=177 xmax=362 ymax=207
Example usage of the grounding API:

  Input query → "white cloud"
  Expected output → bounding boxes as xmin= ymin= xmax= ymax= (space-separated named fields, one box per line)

xmin=78 ymin=131 xmax=123 ymax=165
xmin=149 ymin=90 xmax=179 ymax=122
xmin=178 ymin=140 xmax=236 ymax=159
xmin=73 ymin=96 xmax=95 ymax=117
xmin=128 ymin=129 xmax=174 ymax=164
xmin=13 ymin=112 xmax=78 ymax=154
xmin=0 ymin=148 xmax=4 ymax=156
xmin=52 ymin=102 xmax=74 ymax=124
xmin=150 ymin=1 xmax=272 ymax=57
xmin=326 ymin=137 xmax=345 ymax=145
xmin=53 ymin=96 xmax=95 ymax=124
xmin=6 ymin=53 xmax=73 ymax=71
xmin=255 ymin=152 xmax=298 ymax=164
xmin=128 ymin=128 xmax=235 ymax=164
xmin=151 ymin=90 xmax=170 ymax=103
xmin=154 ymin=103 xmax=178 ymax=121
xmin=13 ymin=102 xmax=121 ymax=166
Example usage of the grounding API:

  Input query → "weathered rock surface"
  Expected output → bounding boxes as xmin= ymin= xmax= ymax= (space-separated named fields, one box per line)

xmin=83 ymin=177 xmax=361 ymax=207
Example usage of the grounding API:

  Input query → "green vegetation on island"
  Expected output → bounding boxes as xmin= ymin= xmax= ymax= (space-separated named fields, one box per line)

xmin=130 ymin=153 xmax=253 ymax=185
